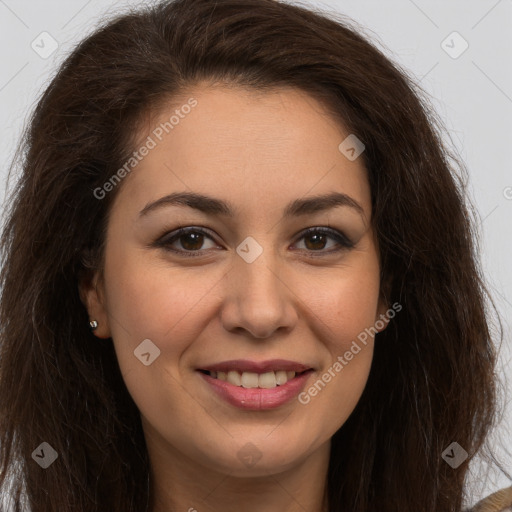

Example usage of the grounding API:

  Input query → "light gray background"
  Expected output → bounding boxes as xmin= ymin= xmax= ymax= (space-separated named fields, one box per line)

xmin=0 ymin=0 xmax=510 ymax=507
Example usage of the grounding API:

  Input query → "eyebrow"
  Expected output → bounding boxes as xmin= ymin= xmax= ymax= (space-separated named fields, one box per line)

xmin=139 ymin=191 xmax=365 ymax=219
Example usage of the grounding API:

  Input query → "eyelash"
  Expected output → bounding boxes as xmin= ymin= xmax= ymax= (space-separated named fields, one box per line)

xmin=153 ymin=226 xmax=355 ymax=258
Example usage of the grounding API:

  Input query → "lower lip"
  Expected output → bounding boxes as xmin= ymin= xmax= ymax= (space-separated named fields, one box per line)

xmin=198 ymin=370 xmax=314 ymax=410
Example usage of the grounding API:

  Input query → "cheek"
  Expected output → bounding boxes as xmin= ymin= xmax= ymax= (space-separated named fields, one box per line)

xmin=101 ymin=249 xmax=221 ymax=428
xmin=102 ymin=245 xmax=223 ymax=382
xmin=296 ymin=257 xmax=380 ymax=425
xmin=302 ymin=256 xmax=381 ymax=351
xmin=105 ymin=245 xmax=216 ymax=335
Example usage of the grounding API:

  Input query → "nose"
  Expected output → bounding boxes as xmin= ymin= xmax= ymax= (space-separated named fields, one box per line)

xmin=220 ymin=251 xmax=298 ymax=339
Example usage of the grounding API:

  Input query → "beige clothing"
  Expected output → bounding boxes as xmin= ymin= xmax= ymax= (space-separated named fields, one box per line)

xmin=470 ymin=487 xmax=512 ymax=512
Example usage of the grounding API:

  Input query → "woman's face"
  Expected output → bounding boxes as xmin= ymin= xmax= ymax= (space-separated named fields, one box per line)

xmin=82 ymin=84 xmax=388 ymax=478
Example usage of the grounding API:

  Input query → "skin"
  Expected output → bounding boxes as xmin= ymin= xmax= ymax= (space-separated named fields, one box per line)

xmin=80 ymin=84 xmax=389 ymax=512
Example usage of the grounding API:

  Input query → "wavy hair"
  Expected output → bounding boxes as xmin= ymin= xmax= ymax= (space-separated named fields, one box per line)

xmin=0 ymin=0 xmax=503 ymax=510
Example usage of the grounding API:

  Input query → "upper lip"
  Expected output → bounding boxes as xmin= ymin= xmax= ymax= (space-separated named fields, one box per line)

xmin=198 ymin=359 xmax=313 ymax=374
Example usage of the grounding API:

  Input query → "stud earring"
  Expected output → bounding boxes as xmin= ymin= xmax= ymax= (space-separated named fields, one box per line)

xmin=89 ymin=320 xmax=98 ymax=330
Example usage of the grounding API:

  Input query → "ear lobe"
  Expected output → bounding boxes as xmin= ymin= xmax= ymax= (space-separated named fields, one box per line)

xmin=78 ymin=270 xmax=111 ymax=339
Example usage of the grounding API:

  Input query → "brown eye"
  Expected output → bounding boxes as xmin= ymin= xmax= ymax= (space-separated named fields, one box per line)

xmin=303 ymin=232 xmax=328 ymax=250
xmin=156 ymin=227 xmax=219 ymax=256
xmin=293 ymin=227 xmax=354 ymax=254
xmin=154 ymin=225 xmax=354 ymax=258
xmin=178 ymin=231 xmax=206 ymax=251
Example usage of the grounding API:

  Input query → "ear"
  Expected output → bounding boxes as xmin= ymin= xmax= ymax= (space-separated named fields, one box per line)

xmin=78 ymin=269 xmax=112 ymax=339
xmin=375 ymin=274 xmax=393 ymax=333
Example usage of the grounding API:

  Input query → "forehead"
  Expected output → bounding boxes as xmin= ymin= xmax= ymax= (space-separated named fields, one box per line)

xmin=111 ymin=84 xmax=371 ymax=222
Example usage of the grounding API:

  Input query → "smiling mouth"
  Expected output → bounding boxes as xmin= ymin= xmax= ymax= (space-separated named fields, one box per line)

xmin=197 ymin=369 xmax=312 ymax=389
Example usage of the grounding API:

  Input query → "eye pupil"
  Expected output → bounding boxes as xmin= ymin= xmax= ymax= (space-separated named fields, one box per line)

xmin=305 ymin=233 xmax=327 ymax=250
xmin=181 ymin=232 xmax=204 ymax=250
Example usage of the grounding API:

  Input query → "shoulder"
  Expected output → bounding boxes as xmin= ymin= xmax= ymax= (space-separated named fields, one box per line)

xmin=468 ymin=486 xmax=512 ymax=512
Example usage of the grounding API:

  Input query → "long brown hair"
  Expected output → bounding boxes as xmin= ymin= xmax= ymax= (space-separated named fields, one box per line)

xmin=0 ymin=0 xmax=503 ymax=510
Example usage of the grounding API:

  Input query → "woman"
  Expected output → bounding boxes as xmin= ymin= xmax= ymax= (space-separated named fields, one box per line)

xmin=0 ymin=0 xmax=510 ymax=511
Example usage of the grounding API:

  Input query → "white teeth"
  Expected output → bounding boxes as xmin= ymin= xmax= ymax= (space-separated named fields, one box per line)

xmin=226 ymin=370 xmax=241 ymax=386
xmin=258 ymin=371 xmax=277 ymax=389
xmin=275 ymin=370 xmax=288 ymax=385
xmin=241 ymin=372 xmax=259 ymax=388
xmin=208 ymin=369 xmax=299 ymax=388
